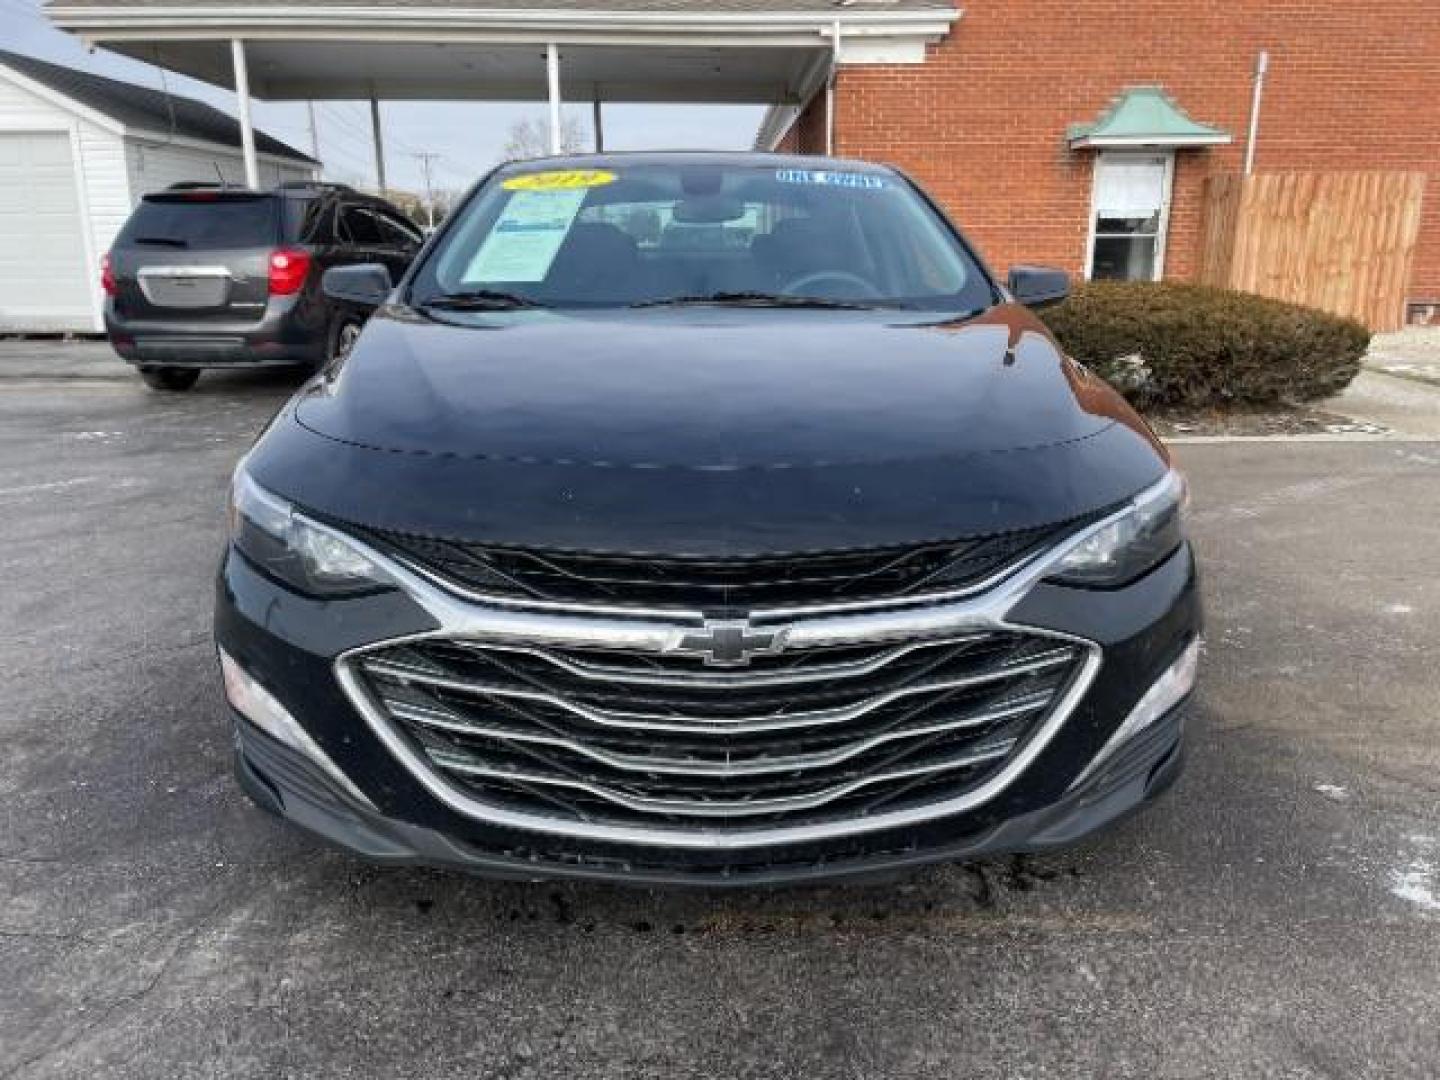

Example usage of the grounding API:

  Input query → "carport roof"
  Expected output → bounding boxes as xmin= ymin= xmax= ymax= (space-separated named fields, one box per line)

xmin=0 ymin=47 xmax=316 ymax=162
xmin=47 ymin=0 xmax=955 ymax=14
xmin=46 ymin=0 xmax=959 ymax=104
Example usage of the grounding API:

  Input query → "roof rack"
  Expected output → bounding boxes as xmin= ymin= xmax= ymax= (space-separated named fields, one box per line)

xmin=166 ymin=180 xmax=234 ymax=191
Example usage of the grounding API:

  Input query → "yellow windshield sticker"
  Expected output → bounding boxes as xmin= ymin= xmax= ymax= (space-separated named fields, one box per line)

xmin=502 ymin=169 xmax=616 ymax=191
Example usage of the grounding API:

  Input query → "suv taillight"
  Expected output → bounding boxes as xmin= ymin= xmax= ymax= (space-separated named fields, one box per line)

xmin=101 ymin=253 xmax=116 ymax=297
xmin=268 ymin=248 xmax=311 ymax=296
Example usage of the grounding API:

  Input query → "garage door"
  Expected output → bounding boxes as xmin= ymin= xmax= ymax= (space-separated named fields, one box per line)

xmin=0 ymin=132 xmax=94 ymax=332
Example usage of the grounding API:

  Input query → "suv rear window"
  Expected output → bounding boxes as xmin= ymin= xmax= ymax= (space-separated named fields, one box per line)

xmin=117 ymin=194 xmax=280 ymax=250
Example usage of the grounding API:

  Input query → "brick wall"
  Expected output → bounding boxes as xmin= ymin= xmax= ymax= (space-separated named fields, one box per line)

xmin=814 ymin=0 xmax=1439 ymax=304
xmin=775 ymin=94 xmax=828 ymax=155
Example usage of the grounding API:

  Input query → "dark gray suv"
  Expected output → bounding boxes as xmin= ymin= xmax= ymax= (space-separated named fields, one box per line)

xmin=104 ymin=183 xmax=422 ymax=391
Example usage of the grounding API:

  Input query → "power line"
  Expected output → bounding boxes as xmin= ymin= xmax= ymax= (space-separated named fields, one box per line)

xmin=321 ymin=102 xmax=475 ymax=185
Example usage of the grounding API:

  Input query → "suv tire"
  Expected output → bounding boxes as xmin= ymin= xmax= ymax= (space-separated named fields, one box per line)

xmin=139 ymin=367 xmax=201 ymax=392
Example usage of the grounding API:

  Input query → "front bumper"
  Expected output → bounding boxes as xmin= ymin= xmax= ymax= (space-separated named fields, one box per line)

xmin=232 ymin=701 xmax=1186 ymax=887
xmin=214 ymin=536 xmax=1202 ymax=885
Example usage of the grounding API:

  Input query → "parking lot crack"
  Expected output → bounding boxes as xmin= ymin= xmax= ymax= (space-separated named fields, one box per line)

xmin=0 ymin=895 xmax=230 ymax=1080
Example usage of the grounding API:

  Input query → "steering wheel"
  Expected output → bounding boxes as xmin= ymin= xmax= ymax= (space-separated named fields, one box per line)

xmin=781 ymin=270 xmax=883 ymax=300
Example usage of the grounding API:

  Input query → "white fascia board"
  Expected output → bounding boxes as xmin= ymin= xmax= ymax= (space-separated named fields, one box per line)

xmin=51 ymin=6 xmax=960 ymax=41
xmin=833 ymin=38 xmax=929 ymax=63
xmin=0 ymin=61 xmax=126 ymax=137
xmin=127 ymin=127 xmax=316 ymax=168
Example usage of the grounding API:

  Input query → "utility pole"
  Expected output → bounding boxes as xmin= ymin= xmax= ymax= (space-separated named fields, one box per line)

xmin=369 ymin=95 xmax=387 ymax=196
xmin=305 ymin=101 xmax=321 ymax=163
xmin=413 ymin=152 xmax=440 ymax=230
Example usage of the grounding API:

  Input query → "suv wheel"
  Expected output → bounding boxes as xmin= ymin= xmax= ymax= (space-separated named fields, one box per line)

xmin=328 ymin=316 xmax=363 ymax=366
xmin=139 ymin=367 xmax=201 ymax=392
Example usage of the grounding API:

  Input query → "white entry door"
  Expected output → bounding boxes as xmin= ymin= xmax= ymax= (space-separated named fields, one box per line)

xmin=1086 ymin=151 xmax=1173 ymax=281
xmin=0 ymin=131 xmax=94 ymax=332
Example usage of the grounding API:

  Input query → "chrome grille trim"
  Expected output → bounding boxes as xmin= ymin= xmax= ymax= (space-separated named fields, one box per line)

xmin=317 ymin=488 xmax=1159 ymax=850
xmin=359 ymin=647 xmax=1074 ymax=735
xmin=339 ymin=633 xmax=1100 ymax=849
xmin=384 ymin=691 xmax=1053 ymax=778
xmin=391 ymin=545 xmax=1051 ymax=622
xmin=448 ymin=635 xmax=988 ymax=689
xmin=427 ymin=739 xmax=1021 ymax=818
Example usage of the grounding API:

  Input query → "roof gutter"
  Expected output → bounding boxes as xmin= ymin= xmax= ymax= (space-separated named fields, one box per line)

xmin=48 ymin=5 xmax=960 ymax=36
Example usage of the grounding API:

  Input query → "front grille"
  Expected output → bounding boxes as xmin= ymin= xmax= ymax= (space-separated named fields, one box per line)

xmin=348 ymin=630 xmax=1089 ymax=833
xmin=355 ymin=526 xmax=1069 ymax=613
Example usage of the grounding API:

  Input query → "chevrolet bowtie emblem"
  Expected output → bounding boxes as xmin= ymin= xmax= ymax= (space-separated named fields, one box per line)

xmin=670 ymin=619 xmax=786 ymax=667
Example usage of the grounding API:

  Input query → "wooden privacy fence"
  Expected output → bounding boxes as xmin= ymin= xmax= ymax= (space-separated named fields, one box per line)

xmin=1199 ymin=170 xmax=1426 ymax=331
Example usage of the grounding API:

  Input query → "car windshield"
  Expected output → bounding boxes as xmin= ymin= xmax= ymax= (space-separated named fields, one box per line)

xmin=410 ymin=162 xmax=996 ymax=310
xmin=117 ymin=194 xmax=279 ymax=250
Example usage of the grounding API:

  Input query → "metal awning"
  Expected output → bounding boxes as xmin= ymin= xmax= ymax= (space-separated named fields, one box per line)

xmin=48 ymin=0 xmax=956 ymax=186
xmin=1068 ymin=86 xmax=1231 ymax=150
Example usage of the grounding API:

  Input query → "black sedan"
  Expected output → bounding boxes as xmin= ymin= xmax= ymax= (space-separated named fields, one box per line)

xmin=214 ymin=153 xmax=1201 ymax=885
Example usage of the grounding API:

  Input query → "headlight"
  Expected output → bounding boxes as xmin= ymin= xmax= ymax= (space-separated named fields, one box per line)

xmin=228 ymin=468 xmax=393 ymax=596
xmin=1047 ymin=470 xmax=1187 ymax=587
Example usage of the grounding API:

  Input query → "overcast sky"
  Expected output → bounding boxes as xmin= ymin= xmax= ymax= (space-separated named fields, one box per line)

xmin=3 ymin=0 xmax=766 ymax=194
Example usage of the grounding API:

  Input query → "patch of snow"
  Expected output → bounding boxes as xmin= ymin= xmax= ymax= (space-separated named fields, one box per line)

xmin=1323 ymin=421 xmax=1389 ymax=435
xmin=0 ymin=477 xmax=98 ymax=499
xmin=1390 ymin=861 xmax=1440 ymax=913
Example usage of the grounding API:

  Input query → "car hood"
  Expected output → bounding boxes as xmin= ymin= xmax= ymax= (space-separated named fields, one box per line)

xmin=257 ymin=304 xmax=1167 ymax=554
xmin=298 ymin=305 xmax=1133 ymax=465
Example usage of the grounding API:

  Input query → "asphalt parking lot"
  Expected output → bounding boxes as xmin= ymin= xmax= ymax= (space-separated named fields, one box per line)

xmin=2 ymin=348 xmax=1439 ymax=1078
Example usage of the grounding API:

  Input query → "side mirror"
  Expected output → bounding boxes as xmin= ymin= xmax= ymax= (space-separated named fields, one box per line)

xmin=1007 ymin=265 xmax=1070 ymax=309
xmin=322 ymin=263 xmax=393 ymax=309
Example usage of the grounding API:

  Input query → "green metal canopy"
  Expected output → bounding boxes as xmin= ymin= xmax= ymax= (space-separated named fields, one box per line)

xmin=1068 ymin=86 xmax=1231 ymax=149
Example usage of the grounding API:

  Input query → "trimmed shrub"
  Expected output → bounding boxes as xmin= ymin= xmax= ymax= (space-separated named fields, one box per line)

xmin=1039 ymin=282 xmax=1370 ymax=409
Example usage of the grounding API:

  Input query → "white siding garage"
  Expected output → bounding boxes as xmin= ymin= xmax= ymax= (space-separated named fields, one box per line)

xmin=0 ymin=48 xmax=317 ymax=333
xmin=0 ymin=132 xmax=94 ymax=332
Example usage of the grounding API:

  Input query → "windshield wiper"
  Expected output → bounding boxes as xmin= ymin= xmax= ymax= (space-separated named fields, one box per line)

xmin=630 ymin=291 xmax=881 ymax=310
xmin=420 ymin=289 xmax=545 ymax=311
xmin=131 ymin=236 xmax=189 ymax=248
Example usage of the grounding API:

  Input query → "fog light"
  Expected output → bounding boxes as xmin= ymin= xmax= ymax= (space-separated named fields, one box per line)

xmin=218 ymin=649 xmax=373 ymax=807
xmin=1071 ymin=637 xmax=1200 ymax=790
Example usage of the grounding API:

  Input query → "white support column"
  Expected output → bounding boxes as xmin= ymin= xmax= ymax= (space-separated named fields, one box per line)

xmin=825 ymin=20 xmax=842 ymax=156
xmin=546 ymin=44 xmax=562 ymax=155
xmin=230 ymin=39 xmax=259 ymax=188
xmin=369 ymin=95 xmax=388 ymax=195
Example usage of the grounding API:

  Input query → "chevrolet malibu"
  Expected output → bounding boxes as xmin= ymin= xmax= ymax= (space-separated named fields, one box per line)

xmin=215 ymin=153 xmax=1201 ymax=885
